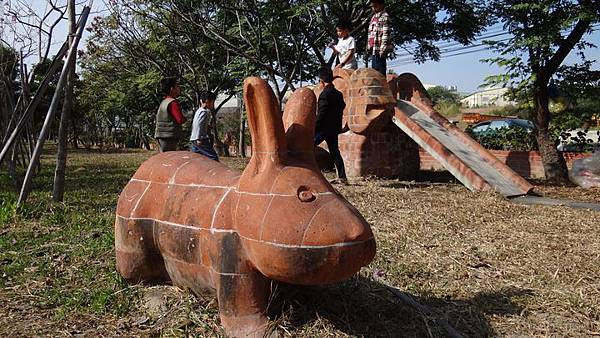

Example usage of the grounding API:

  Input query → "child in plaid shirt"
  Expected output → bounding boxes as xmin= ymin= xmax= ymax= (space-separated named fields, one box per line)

xmin=368 ymin=0 xmax=391 ymax=75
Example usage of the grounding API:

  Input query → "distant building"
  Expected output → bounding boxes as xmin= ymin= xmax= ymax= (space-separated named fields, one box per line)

xmin=215 ymin=94 xmax=239 ymax=110
xmin=423 ymin=83 xmax=458 ymax=92
xmin=213 ymin=94 xmax=242 ymax=125
xmin=460 ymin=87 xmax=515 ymax=108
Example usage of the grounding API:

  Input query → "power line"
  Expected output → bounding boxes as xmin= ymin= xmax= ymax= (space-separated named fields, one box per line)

xmin=389 ymin=23 xmax=600 ymax=68
xmin=388 ymin=37 xmax=512 ymax=67
xmin=400 ymin=29 xmax=510 ymax=52
xmin=390 ymin=47 xmax=497 ymax=67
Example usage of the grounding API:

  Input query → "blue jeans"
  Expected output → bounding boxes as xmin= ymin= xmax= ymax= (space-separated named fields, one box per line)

xmin=371 ymin=54 xmax=387 ymax=76
xmin=315 ymin=130 xmax=346 ymax=179
xmin=191 ymin=142 xmax=219 ymax=161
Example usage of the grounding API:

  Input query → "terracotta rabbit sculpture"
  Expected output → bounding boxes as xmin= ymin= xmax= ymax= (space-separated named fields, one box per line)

xmin=115 ymin=77 xmax=376 ymax=337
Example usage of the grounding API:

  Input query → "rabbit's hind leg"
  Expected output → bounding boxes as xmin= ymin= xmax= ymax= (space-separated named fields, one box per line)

xmin=115 ymin=217 xmax=169 ymax=283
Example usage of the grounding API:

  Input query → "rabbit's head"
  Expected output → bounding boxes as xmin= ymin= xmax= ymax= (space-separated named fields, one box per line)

xmin=234 ymin=77 xmax=375 ymax=285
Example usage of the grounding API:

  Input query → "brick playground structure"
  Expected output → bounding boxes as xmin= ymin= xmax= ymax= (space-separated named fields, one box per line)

xmin=314 ymin=68 xmax=420 ymax=180
xmin=314 ymin=69 xmax=534 ymax=197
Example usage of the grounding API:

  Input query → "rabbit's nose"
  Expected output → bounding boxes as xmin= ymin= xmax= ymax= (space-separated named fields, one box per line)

xmin=302 ymin=198 xmax=373 ymax=246
xmin=346 ymin=217 xmax=369 ymax=242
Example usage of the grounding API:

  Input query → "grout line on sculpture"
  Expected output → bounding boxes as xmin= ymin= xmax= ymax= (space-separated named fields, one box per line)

xmin=116 ymin=215 xmax=373 ymax=249
xmin=300 ymin=198 xmax=336 ymax=245
xmin=130 ymin=178 xmax=230 ymax=190
xmin=268 ymin=166 xmax=289 ymax=194
xmin=169 ymin=160 xmax=192 ymax=185
xmin=242 ymin=235 xmax=374 ymax=249
xmin=210 ymin=187 xmax=233 ymax=229
xmin=129 ymin=178 xmax=335 ymax=197
xmin=130 ymin=182 xmax=150 ymax=215
xmin=258 ymin=195 xmax=275 ymax=241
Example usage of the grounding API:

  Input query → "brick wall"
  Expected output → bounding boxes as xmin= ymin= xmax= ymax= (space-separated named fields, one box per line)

xmin=336 ymin=122 xmax=420 ymax=179
xmin=419 ymin=148 xmax=593 ymax=179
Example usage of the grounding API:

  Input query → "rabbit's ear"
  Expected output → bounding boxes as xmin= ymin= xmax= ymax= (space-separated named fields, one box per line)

xmin=243 ymin=77 xmax=287 ymax=168
xmin=282 ymin=88 xmax=317 ymax=164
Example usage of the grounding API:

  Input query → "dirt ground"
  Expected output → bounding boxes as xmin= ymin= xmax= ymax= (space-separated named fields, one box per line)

xmin=1 ymin=151 xmax=599 ymax=337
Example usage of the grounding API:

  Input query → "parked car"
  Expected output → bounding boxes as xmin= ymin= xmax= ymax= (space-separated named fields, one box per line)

xmin=469 ymin=118 xmax=535 ymax=135
xmin=466 ymin=118 xmax=537 ymax=151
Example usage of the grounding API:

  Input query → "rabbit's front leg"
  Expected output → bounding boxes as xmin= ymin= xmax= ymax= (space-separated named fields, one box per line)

xmin=217 ymin=269 xmax=271 ymax=337
xmin=214 ymin=233 xmax=271 ymax=337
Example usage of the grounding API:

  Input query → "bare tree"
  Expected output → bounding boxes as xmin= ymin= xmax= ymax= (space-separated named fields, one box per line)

xmin=18 ymin=3 xmax=91 ymax=205
xmin=52 ymin=0 xmax=75 ymax=202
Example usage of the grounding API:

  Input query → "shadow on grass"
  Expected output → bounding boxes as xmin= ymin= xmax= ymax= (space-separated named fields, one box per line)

xmin=377 ymin=170 xmax=461 ymax=190
xmin=0 ymin=155 xmax=140 ymax=190
xmin=269 ymin=276 xmax=532 ymax=337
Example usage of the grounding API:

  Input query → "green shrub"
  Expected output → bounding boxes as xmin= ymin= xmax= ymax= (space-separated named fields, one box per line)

xmin=484 ymin=105 xmax=530 ymax=119
xmin=435 ymin=102 xmax=461 ymax=117
xmin=550 ymin=108 xmax=593 ymax=141
xmin=466 ymin=126 xmax=538 ymax=151
xmin=557 ymin=129 xmax=600 ymax=152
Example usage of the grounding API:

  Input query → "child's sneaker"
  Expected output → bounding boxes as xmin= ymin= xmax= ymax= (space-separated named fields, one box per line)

xmin=331 ymin=178 xmax=349 ymax=185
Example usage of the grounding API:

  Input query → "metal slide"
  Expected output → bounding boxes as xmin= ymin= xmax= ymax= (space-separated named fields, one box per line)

xmin=393 ymin=100 xmax=534 ymax=197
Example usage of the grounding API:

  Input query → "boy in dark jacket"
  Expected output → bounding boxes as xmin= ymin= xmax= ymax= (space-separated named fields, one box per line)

xmin=314 ymin=67 xmax=347 ymax=184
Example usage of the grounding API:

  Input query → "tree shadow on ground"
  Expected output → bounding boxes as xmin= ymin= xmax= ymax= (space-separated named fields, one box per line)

xmin=377 ymin=170 xmax=461 ymax=190
xmin=269 ymin=276 xmax=533 ymax=337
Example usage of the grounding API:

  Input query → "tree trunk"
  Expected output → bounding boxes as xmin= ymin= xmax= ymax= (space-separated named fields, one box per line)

xmin=7 ymin=145 xmax=20 ymax=190
xmin=210 ymin=110 xmax=227 ymax=157
xmin=238 ymin=93 xmax=246 ymax=157
xmin=70 ymin=114 xmax=79 ymax=148
xmin=53 ymin=0 xmax=76 ymax=202
xmin=533 ymin=80 xmax=568 ymax=182
xmin=19 ymin=4 xmax=90 ymax=205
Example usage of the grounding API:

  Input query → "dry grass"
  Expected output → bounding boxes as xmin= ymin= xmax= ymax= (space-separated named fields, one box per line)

xmin=1 ymin=149 xmax=599 ymax=337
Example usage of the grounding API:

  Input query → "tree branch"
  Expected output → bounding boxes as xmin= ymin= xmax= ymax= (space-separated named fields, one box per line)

xmin=545 ymin=19 xmax=592 ymax=76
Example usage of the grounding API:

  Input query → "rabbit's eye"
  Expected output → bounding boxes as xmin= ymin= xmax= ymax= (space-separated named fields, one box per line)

xmin=297 ymin=186 xmax=316 ymax=202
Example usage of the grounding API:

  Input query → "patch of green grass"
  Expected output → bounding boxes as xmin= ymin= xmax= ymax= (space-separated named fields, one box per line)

xmin=0 ymin=195 xmax=16 ymax=225
xmin=0 ymin=148 xmax=149 ymax=326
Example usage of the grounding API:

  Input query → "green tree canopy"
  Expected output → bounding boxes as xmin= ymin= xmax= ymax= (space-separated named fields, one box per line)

xmin=124 ymin=0 xmax=487 ymax=100
xmin=1 ymin=45 xmax=20 ymax=141
xmin=77 ymin=0 xmax=489 ymax=149
xmin=428 ymin=86 xmax=461 ymax=105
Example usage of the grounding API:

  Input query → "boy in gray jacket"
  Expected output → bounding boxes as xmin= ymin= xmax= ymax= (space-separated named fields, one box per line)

xmin=190 ymin=91 xmax=219 ymax=161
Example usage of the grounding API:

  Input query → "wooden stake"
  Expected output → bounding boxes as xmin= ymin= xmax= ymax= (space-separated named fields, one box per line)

xmin=17 ymin=6 xmax=91 ymax=206
xmin=0 ymin=41 xmax=69 ymax=163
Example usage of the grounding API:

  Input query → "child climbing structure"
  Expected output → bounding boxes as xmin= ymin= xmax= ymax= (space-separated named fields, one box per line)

xmin=314 ymin=69 xmax=533 ymax=197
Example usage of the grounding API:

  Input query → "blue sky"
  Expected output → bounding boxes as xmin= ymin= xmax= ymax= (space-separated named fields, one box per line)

xmin=391 ymin=28 xmax=600 ymax=93
xmin=7 ymin=1 xmax=599 ymax=94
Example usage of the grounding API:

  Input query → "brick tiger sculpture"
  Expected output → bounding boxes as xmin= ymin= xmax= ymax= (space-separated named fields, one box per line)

xmin=115 ymin=77 xmax=376 ymax=337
